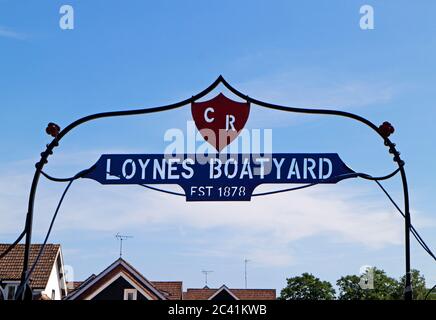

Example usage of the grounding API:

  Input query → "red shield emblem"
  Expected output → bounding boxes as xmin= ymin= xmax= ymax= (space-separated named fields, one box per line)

xmin=192 ymin=93 xmax=250 ymax=152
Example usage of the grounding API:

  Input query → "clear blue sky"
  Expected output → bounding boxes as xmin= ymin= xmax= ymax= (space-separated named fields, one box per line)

xmin=1 ymin=0 xmax=436 ymax=294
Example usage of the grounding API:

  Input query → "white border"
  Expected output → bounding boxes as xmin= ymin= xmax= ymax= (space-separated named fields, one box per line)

xmin=123 ymin=288 xmax=138 ymax=300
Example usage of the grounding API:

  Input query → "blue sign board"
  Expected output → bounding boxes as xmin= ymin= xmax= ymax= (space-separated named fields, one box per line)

xmin=83 ymin=153 xmax=355 ymax=201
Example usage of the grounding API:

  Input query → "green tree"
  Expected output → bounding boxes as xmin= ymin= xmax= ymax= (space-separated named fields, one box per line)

xmin=396 ymin=269 xmax=427 ymax=300
xmin=280 ymin=273 xmax=335 ymax=300
xmin=336 ymin=275 xmax=365 ymax=300
xmin=336 ymin=267 xmax=399 ymax=300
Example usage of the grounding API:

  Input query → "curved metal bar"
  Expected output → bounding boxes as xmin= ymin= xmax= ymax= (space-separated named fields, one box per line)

xmin=56 ymin=76 xmax=223 ymax=141
xmin=219 ymin=77 xmax=384 ymax=138
xmin=40 ymin=167 xmax=96 ymax=183
xmin=0 ymin=230 xmax=26 ymax=260
xmin=252 ymin=168 xmax=401 ymax=197
xmin=41 ymin=171 xmax=75 ymax=182
xmin=357 ymin=167 xmax=401 ymax=181
xmin=252 ymin=183 xmax=317 ymax=197
xmin=138 ymin=184 xmax=185 ymax=197
xmin=17 ymin=76 xmax=412 ymax=300
xmin=40 ymin=170 xmax=82 ymax=182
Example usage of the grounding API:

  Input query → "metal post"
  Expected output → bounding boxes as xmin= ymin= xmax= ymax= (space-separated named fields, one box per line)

xmin=16 ymin=140 xmax=57 ymax=300
xmin=400 ymin=166 xmax=412 ymax=300
xmin=385 ymin=139 xmax=412 ymax=300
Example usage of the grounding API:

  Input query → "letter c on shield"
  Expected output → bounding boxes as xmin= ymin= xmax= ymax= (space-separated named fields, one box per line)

xmin=204 ymin=107 xmax=215 ymax=123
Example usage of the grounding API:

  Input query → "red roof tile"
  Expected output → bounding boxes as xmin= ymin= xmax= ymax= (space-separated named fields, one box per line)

xmin=229 ymin=289 xmax=276 ymax=300
xmin=183 ymin=287 xmax=276 ymax=300
xmin=152 ymin=281 xmax=183 ymax=300
xmin=183 ymin=288 xmax=216 ymax=300
xmin=0 ymin=244 xmax=60 ymax=289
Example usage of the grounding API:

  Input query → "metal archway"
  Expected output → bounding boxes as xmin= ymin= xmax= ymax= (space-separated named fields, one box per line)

xmin=12 ymin=76 xmax=412 ymax=300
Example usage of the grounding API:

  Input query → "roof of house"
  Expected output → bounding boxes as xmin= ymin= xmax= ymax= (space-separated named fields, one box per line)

xmin=66 ymin=258 xmax=169 ymax=300
xmin=151 ymin=281 xmax=183 ymax=300
xmin=0 ymin=244 xmax=60 ymax=289
xmin=68 ymin=276 xmax=183 ymax=300
xmin=183 ymin=286 xmax=276 ymax=300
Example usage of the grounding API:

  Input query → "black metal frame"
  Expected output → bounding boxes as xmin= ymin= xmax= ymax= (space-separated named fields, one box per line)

xmin=15 ymin=76 xmax=412 ymax=300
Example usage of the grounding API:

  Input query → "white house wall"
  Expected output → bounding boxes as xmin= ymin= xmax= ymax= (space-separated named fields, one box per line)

xmin=41 ymin=254 xmax=64 ymax=300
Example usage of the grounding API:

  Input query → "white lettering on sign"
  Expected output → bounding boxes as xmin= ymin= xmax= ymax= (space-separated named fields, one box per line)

xmin=104 ymin=156 xmax=336 ymax=182
xmin=153 ymin=159 xmax=166 ymax=179
xmin=255 ymin=158 xmax=270 ymax=179
xmin=240 ymin=158 xmax=253 ymax=179
xmin=320 ymin=158 xmax=333 ymax=179
xmin=273 ymin=158 xmax=285 ymax=179
xmin=224 ymin=158 xmax=238 ymax=179
xmin=181 ymin=158 xmax=194 ymax=179
xmin=167 ymin=158 xmax=180 ymax=179
xmin=204 ymin=107 xmax=215 ymax=123
xmin=287 ymin=158 xmax=301 ymax=179
xmin=106 ymin=159 xmax=120 ymax=180
xmin=226 ymin=114 xmax=236 ymax=131
xmin=210 ymin=158 xmax=222 ymax=179
xmin=190 ymin=186 xmax=213 ymax=197
xmin=138 ymin=159 xmax=150 ymax=179
xmin=304 ymin=158 xmax=317 ymax=180
xmin=122 ymin=159 xmax=136 ymax=179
